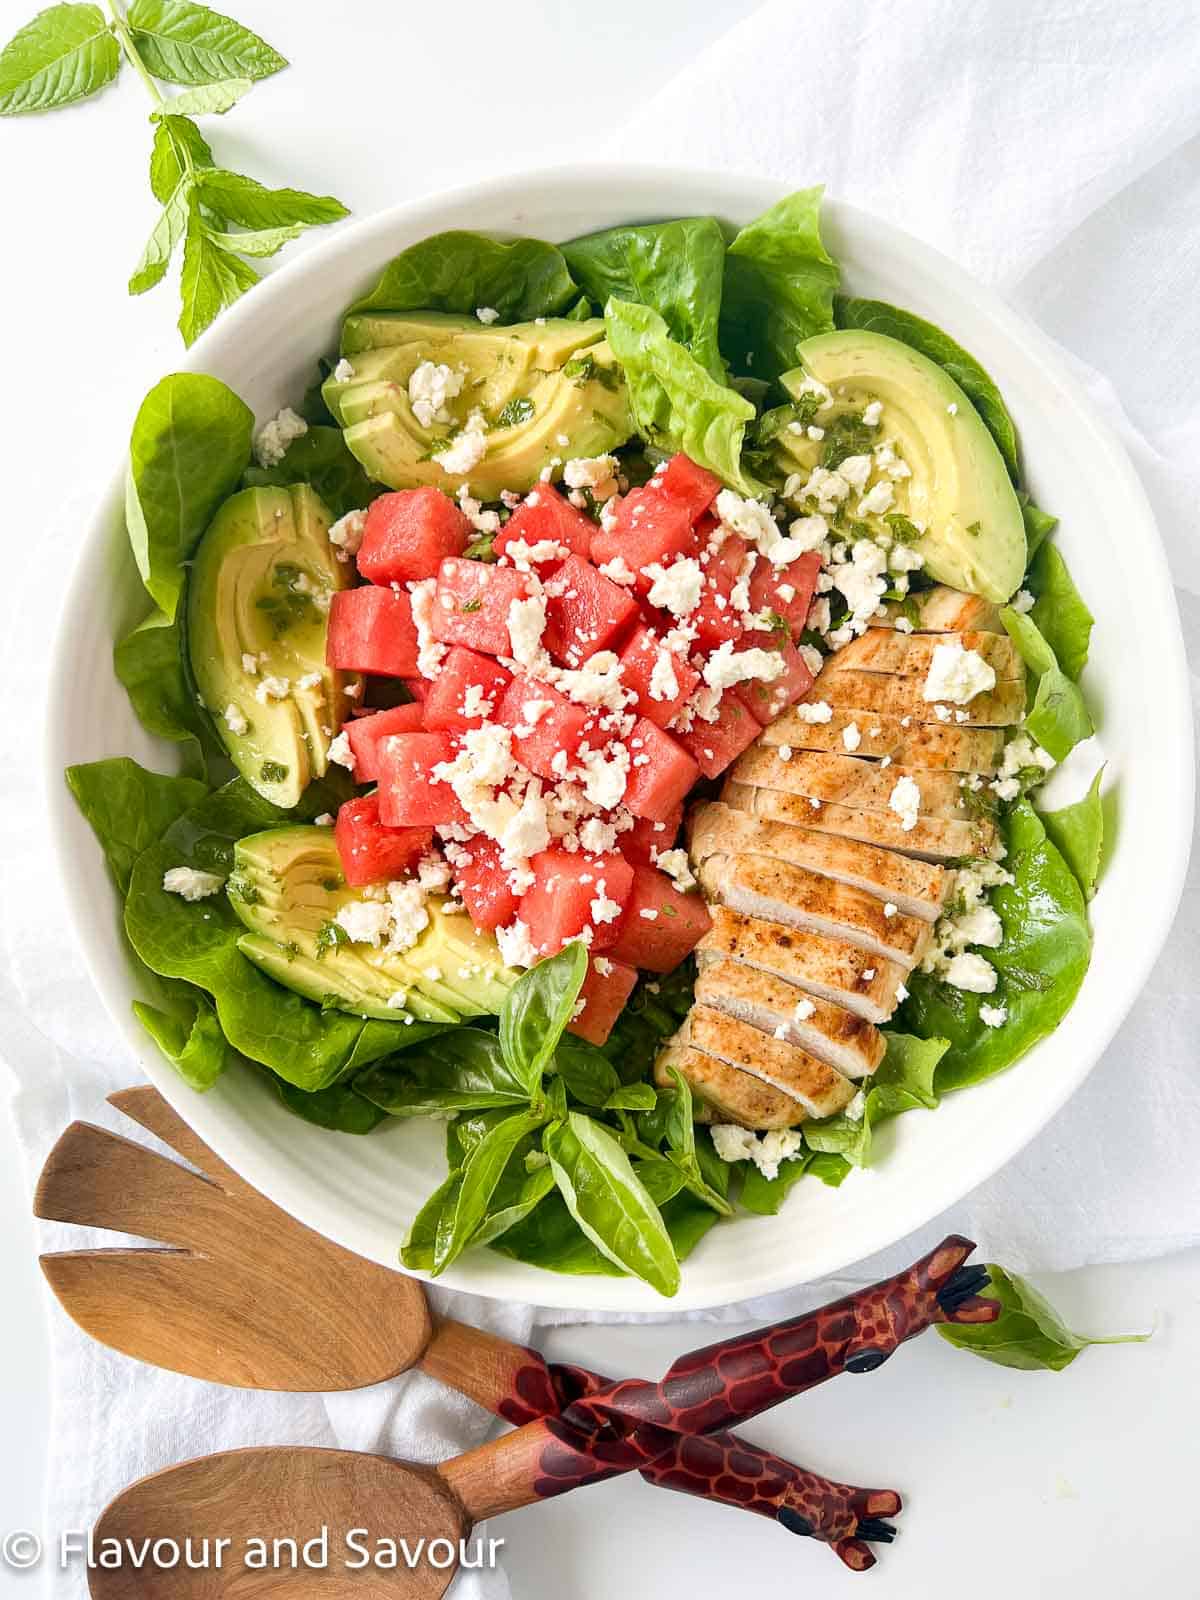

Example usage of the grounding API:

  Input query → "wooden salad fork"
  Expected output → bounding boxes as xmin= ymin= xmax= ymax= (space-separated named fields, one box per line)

xmin=83 ymin=1234 xmax=997 ymax=1599
xmin=36 ymin=1087 xmax=900 ymax=1568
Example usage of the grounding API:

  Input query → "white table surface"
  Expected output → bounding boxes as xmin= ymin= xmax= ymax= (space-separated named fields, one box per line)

xmin=0 ymin=1 xmax=1194 ymax=1593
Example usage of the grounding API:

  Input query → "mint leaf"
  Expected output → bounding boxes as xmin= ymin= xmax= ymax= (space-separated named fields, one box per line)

xmin=149 ymin=112 xmax=212 ymax=199
xmin=197 ymin=167 xmax=348 ymax=229
xmin=179 ymin=208 xmax=258 ymax=342
xmin=0 ymin=3 xmax=119 ymax=115
xmin=129 ymin=177 xmax=191 ymax=294
xmin=207 ymin=221 xmax=306 ymax=257
xmin=126 ymin=0 xmax=285 ymax=84
xmin=161 ymin=74 xmax=250 ymax=115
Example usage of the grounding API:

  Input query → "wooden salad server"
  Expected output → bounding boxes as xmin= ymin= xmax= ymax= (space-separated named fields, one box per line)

xmin=85 ymin=1237 xmax=998 ymax=1599
xmin=36 ymin=1087 xmax=900 ymax=1568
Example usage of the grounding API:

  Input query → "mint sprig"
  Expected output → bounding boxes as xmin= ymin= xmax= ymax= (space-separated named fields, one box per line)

xmin=0 ymin=1 xmax=348 ymax=343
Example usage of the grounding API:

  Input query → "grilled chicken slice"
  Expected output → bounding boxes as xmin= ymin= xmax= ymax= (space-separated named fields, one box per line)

xmin=826 ymin=628 xmax=1023 ymax=681
xmin=698 ymin=905 xmax=906 ymax=1024
xmin=759 ymin=710 xmax=1003 ymax=775
xmin=694 ymin=956 xmax=885 ymax=1080
xmin=723 ymin=780 xmax=1001 ymax=864
xmin=799 ymin=670 xmax=1024 ymax=726
xmin=875 ymin=586 xmax=1002 ymax=634
xmin=688 ymin=801 xmax=951 ymax=921
xmin=654 ymin=1044 xmax=806 ymax=1130
xmin=680 ymin=1006 xmax=857 ymax=1118
xmin=696 ymin=852 xmax=933 ymax=970
xmin=732 ymin=747 xmax=971 ymax=821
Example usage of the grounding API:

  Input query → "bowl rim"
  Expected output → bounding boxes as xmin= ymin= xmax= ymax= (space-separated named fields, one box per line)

xmin=44 ymin=161 xmax=1196 ymax=1313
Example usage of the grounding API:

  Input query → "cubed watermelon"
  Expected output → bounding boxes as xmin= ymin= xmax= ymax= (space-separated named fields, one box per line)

xmin=344 ymin=702 xmax=425 ymax=782
xmin=621 ymin=718 xmax=701 ymax=822
xmin=567 ymin=957 xmax=639 ymax=1046
xmin=334 ymin=793 xmax=433 ymax=888
xmin=732 ymin=633 xmax=816 ymax=725
xmin=589 ymin=486 xmax=697 ymax=584
xmin=607 ymin=864 xmax=712 ymax=973
xmin=690 ymin=534 xmax=752 ymax=652
xmin=654 ymin=454 xmax=723 ymax=521
xmin=495 ymin=675 xmax=592 ymax=781
xmin=494 ymin=483 xmax=593 ymax=567
xmin=451 ymin=836 xmax=521 ymax=931
xmin=619 ymin=806 xmax=684 ymax=866
xmin=519 ymin=847 xmax=635 ymax=956
xmin=401 ymin=678 xmax=428 ymax=702
xmin=616 ymin=626 xmax=700 ymax=730
xmin=674 ymin=692 xmax=761 ymax=778
xmin=376 ymin=731 xmax=469 ymax=827
xmin=431 ymin=557 xmax=532 ymax=656
xmin=327 ymin=586 xmax=420 ymax=677
xmin=357 ymin=488 xmax=470 ymax=585
xmin=421 ymin=646 xmax=513 ymax=733
xmin=749 ymin=550 xmax=822 ymax=638
xmin=542 ymin=553 xmax=639 ymax=667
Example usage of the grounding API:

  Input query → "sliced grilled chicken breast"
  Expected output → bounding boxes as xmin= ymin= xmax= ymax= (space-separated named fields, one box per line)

xmin=732 ymin=747 xmax=971 ymax=821
xmin=681 ymin=1006 xmax=857 ymax=1118
xmin=759 ymin=710 xmax=1003 ymax=775
xmin=875 ymin=586 xmax=1002 ymax=633
xmin=654 ymin=1043 xmax=806 ymax=1129
xmin=687 ymin=801 xmax=951 ymax=921
xmin=698 ymin=904 xmax=906 ymax=1023
xmin=723 ymin=780 xmax=1001 ymax=864
xmin=799 ymin=670 xmax=1025 ymax=726
xmin=694 ymin=956 xmax=885 ymax=1079
xmin=826 ymin=628 xmax=1023 ymax=681
xmin=697 ymin=852 xmax=933 ymax=969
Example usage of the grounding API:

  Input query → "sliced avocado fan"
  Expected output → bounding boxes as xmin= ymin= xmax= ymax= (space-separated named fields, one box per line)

xmin=228 ymin=825 xmax=518 ymax=1025
xmin=773 ymin=329 xmax=1026 ymax=602
xmin=187 ymin=485 xmax=356 ymax=808
xmin=324 ymin=312 xmax=635 ymax=496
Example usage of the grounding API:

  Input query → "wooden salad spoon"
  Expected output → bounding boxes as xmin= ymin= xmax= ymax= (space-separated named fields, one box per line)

xmin=85 ymin=1237 xmax=997 ymax=1598
xmin=36 ymin=1087 xmax=900 ymax=1568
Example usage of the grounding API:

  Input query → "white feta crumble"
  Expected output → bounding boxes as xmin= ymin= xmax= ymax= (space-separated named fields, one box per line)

xmin=883 ymin=902 xmax=898 ymax=919
xmin=838 ymin=454 xmax=873 ymax=492
xmin=335 ymin=900 xmax=393 ymax=946
xmin=862 ymin=400 xmax=883 ymax=427
xmin=755 ymin=1129 xmax=805 ymax=1180
xmin=223 ymin=704 xmax=248 ymax=736
xmin=579 ymin=818 xmax=618 ymax=855
xmin=979 ymin=1003 xmax=1009 ymax=1027
xmin=497 ymin=919 xmax=539 ymax=969
xmin=842 ymin=722 xmax=862 ymax=752
xmin=857 ymin=480 xmax=895 ymax=517
xmin=710 ymin=1124 xmax=759 ymax=1164
xmin=598 ymin=556 xmax=636 ymax=586
xmin=408 ymin=577 xmax=448 ymax=679
xmin=702 ymin=640 xmax=785 ymax=692
xmin=576 ymin=742 xmax=630 ymax=810
xmin=593 ymin=955 xmax=614 ymax=977
xmin=831 ymin=539 xmax=889 ymax=629
xmin=943 ymin=952 xmax=997 ymax=993
xmin=241 ymin=652 xmax=259 ymax=676
xmin=386 ymin=989 xmax=409 ymax=1011
xmin=845 ymin=1089 xmax=867 ymax=1122
xmin=162 ymin=866 xmax=224 ymax=901
xmin=506 ymin=591 xmax=548 ymax=669
xmin=255 ymin=675 xmax=290 ymax=704
xmin=793 ymin=997 xmax=816 ymax=1022
xmin=327 ymin=730 xmax=355 ymax=770
xmin=253 ymin=407 xmax=308 ymax=468
xmin=644 ymin=557 xmax=704 ymax=617
xmin=888 ymin=774 xmax=921 ymax=831
xmin=433 ymin=408 xmax=488 ymax=474
xmin=1011 ymin=588 xmax=1036 ymax=615
xmin=652 ymin=848 xmax=696 ymax=892
xmin=589 ymin=881 xmax=623 ymax=926
xmin=793 ymin=699 xmax=833 ymax=723
xmin=922 ymin=641 xmax=997 ymax=706
xmin=947 ymin=401 xmax=959 ymax=416
xmin=332 ymin=357 xmax=356 ymax=383
xmin=408 ymin=360 xmax=465 ymax=429
xmin=563 ymin=454 xmax=620 ymax=501
xmin=328 ymin=508 xmax=366 ymax=558
xmin=784 ymin=514 xmax=828 ymax=554
xmin=475 ymin=306 xmax=500 ymax=324
xmin=457 ymin=486 xmax=502 ymax=536
xmin=648 ymin=646 xmax=680 ymax=703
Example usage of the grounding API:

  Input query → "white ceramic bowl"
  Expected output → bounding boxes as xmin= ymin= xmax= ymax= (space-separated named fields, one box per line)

xmin=45 ymin=166 xmax=1194 ymax=1313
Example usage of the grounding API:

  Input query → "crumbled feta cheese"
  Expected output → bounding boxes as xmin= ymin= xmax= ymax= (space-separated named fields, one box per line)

xmin=457 ymin=486 xmax=502 ymax=536
xmin=521 ymin=697 xmax=552 ymax=727
xmin=576 ymin=742 xmax=630 ymax=810
xmin=408 ymin=577 xmax=448 ymax=679
xmin=295 ymin=671 xmax=323 ymax=692
xmin=598 ymin=556 xmax=636 ymax=586
xmin=475 ymin=306 xmax=500 ymax=324
xmin=314 ymin=813 xmax=334 ymax=827
xmin=793 ymin=997 xmax=816 ymax=1022
xmin=327 ymin=730 xmax=355 ymax=770
xmin=944 ymin=952 xmax=996 ymax=993
xmin=223 ymin=704 xmax=248 ymax=736
xmin=652 ymin=848 xmax=696 ymax=892
xmin=497 ymin=919 xmax=539 ymax=968
xmin=386 ymin=989 xmax=409 ymax=1010
xmin=883 ymin=902 xmax=898 ymax=919
xmin=785 ymin=514 xmax=828 ymax=553
xmin=506 ymin=591 xmax=548 ymax=670
xmin=433 ymin=408 xmax=488 ymax=474
xmin=831 ymin=539 xmax=889 ymax=630
xmin=1011 ymin=588 xmax=1036 ymax=615
xmin=777 ymin=744 xmax=792 ymax=761
xmin=842 ymin=722 xmax=862 ymax=752
xmin=554 ymin=651 xmax=630 ymax=712
xmin=923 ymin=642 xmax=997 ymax=706
xmin=703 ymin=641 xmax=785 ymax=692
xmin=857 ymin=480 xmax=895 ymax=517
xmin=579 ymin=818 xmax=618 ymax=855
xmin=639 ymin=907 xmax=659 ymax=921
xmin=862 ymin=400 xmax=883 ymax=427
xmin=162 ymin=866 xmax=224 ymax=901
xmin=979 ymin=1003 xmax=1009 ymax=1027
xmin=839 ymin=454 xmax=873 ymax=492
xmin=593 ymin=955 xmax=614 ymax=977
xmin=332 ymin=357 xmax=356 ymax=383
xmin=563 ymin=454 xmax=620 ymax=501
xmin=793 ymin=699 xmax=833 ymax=724
xmin=755 ymin=1129 xmax=805 ymax=1180
xmin=328 ymin=509 xmax=366 ymax=557
xmin=947 ymin=401 xmax=959 ymax=416
xmin=253 ymin=407 xmax=307 ymax=468
xmin=799 ymin=644 xmax=825 ymax=677
xmin=241 ymin=652 xmax=259 ymax=676
xmin=255 ymin=675 xmax=290 ymax=704
xmin=645 ymin=557 xmax=703 ymax=617
xmin=589 ymin=881 xmax=622 ymax=926
xmin=889 ymin=774 xmax=921 ymax=831
xmin=648 ymin=646 xmax=680 ymax=703
xmin=408 ymin=361 xmax=464 ymax=429
xmin=711 ymin=1124 xmax=759 ymax=1164
xmin=335 ymin=900 xmax=393 ymax=946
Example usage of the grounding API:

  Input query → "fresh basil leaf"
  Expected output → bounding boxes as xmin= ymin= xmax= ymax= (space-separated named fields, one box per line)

xmin=936 ymin=1265 xmax=1150 ymax=1371
xmin=196 ymin=167 xmax=348 ymax=229
xmin=1027 ymin=540 xmax=1093 ymax=681
xmin=1001 ymin=606 xmax=1094 ymax=761
xmin=738 ymin=1152 xmax=811 ymax=1214
xmin=1019 ymin=496 xmax=1058 ymax=562
xmin=0 ymin=3 xmax=119 ymax=116
xmin=901 ymin=800 xmax=1091 ymax=1091
xmin=544 ymin=1112 xmax=680 ymax=1296
xmin=178 ymin=210 xmax=259 ymax=344
xmin=563 ymin=217 xmax=727 ymax=380
xmin=804 ymin=1032 xmax=946 ymax=1168
xmin=355 ymin=1029 xmax=534 ymax=1117
xmin=472 ymin=1162 xmax=557 ymax=1249
xmin=65 ymin=758 xmax=206 ymax=895
xmin=499 ymin=943 xmax=588 ymax=1098
xmin=432 ymin=1108 xmax=547 ymax=1273
xmin=133 ymin=987 xmax=235 ymax=1091
xmin=125 ymin=371 xmax=253 ymax=618
xmin=126 ymin=0 xmax=286 ymax=85
xmin=149 ymin=113 xmax=213 ymax=201
xmin=242 ymin=424 xmax=376 ymax=517
xmin=545 ymin=1075 xmax=568 ymax=1122
xmin=603 ymin=1084 xmax=657 ymax=1112
xmin=1040 ymin=766 xmax=1106 ymax=899
xmin=662 ymin=1066 xmax=696 ymax=1162
xmin=632 ymin=1156 xmax=687 ymax=1208
xmin=552 ymin=1034 xmax=620 ymax=1108
xmin=489 ymin=1188 xmax=624 ymax=1278
xmin=349 ymin=231 xmax=580 ymax=322
xmin=270 ymin=1075 xmax=388 ymax=1134
xmin=601 ymin=960 xmax=695 ymax=1083
xmin=160 ymin=75 xmax=250 ymax=115
xmin=722 ymin=186 xmax=839 ymax=381
xmin=835 ymin=295 xmax=1020 ymax=480
xmin=401 ymin=1169 xmax=463 ymax=1272
xmin=605 ymin=298 xmax=760 ymax=495
xmin=129 ymin=178 xmax=192 ymax=296
xmin=206 ymin=221 xmax=306 ymax=257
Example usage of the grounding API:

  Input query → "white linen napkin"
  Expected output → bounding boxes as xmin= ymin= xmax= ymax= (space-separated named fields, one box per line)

xmin=3 ymin=0 xmax=1199 ymax=1592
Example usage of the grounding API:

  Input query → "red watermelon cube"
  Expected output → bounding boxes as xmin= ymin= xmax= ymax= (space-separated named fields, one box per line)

xmin=674 ymin=692 xmax=761 ymax=778
xmin=334 ymin=793 xmax=432 ymax=888
xmin=495 ymin=676 xmax=592 ymax=781
xmin=431 ymin=558 xmax=533 ymax=657
xmin=653 ymin=454 xmax=723 ymax=521
xmin=376 ymin=731 xmax=469 ymax=827
xmin=621 ymin=718 xmax=700 ymax=822
xmin=567 ymin=957 xmax=639 ymax=1046
xmin=344 ymin=702 xmax=425 ymax=782
xmin=690 ymin=534 xmax=753 ymax=652
xmin=589 ymin=486 xmax=697 ymax=587
xmin=451 ymin=836 xmax=521 ymax=932
xmin=357 ymin=488 xmax=470 ymax=585
xmin=607 ymin=864 xmax=712 ymax=973
xmin=749 ymin=550 xmax=822 ymax=638
xmin=327 ymin=586 xmax=420 ymax=677
xmin=732 ymin=634 xmax=816 ymax=726
xmin=421 ymin=646 xmax=513 ymax=733
xmin=494 ymin=484 xmax=593 ymax=567
xmin=519 ymin=847 xmax=635 ymax=956
xmin=619 ymin=806 xmax=684 ymax=866
xmin=616 ymin=626 xmax=700 ymax=730
xmin=542 ymin=554 xmax=639 ymax=667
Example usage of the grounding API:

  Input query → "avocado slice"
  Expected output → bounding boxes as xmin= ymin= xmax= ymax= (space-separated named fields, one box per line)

xmin=324 ymin=313 xmax=635 ymax=497
xmin=775 ymin=330 xmax=1026 ymax=602
xmin=228 ymin=825 xmax=518 ymax=1023
xmin=187 ymin=485 xmax=357 ymax=808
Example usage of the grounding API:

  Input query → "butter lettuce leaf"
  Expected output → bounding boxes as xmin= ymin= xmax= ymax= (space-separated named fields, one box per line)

xmin=1001 ymin=607 xmax=1094 ymax=761
xmin=133 ymin=990 xmax=237 ymax=1092
xmin=65 ymin=758 xmax=206 ymax=895
xmin=113 ymin=608 xmax=223 ymax=776
xmin=1040 ymin=766 xmax=1106 ymax=899
xmin=901 ymin=800 xmax=1091 ymax=1092
xmin=721 ymin=186 xmax=839 ymax=381
xmin=1019 ymin=495 xmax=1058 ymax=561
xmin=804 ymin=1031 xmax=947 ymax=1169
xmin=348 ymin=231 xmax=581 ymax=322
xmin=1026 ymin=539 xmax=1093 ymax=681
xmin=563 ymin=217 xmax=727 ymax=380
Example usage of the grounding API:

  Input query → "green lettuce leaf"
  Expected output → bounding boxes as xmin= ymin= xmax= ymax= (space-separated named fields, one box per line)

xmin=348 ymin=231 xmax=581 ymax=322
xmin=835 ymin=295 xmax=1020 ymax=480
xmin=270 ymin=1075 xmax=389 ymax=1134
xmin=804 ymin=1031 xmax=948 ymax=1168
xmin=133 ymin=989 xmax=237 ymax=1091
xmin=65 ymin=758 xmax=206 ymax=895
xmin=113 ymin=608 xmax=222 ymax=774
xmin=242 ymin=424 xmax=375 ymax=517
xmin=1001 ymin=607 xmax=1094 ymax=761
xmin=1040 ymin=766 xmax=1106 ymax=899
xmin=1019 ymin=495 xmax=1058 ymax=561
xmin=721 ymin=186 xmax=839 ymax=381
xmin=604 ymin=298 xmax=759 ymax=493
xmin=563 ymin=217 xmax=727 ymax=380
xmin=901 ymin=800 xmax=1091 ymax=1092
xmin=1026 ymin=540 xmax=1093 ymax=681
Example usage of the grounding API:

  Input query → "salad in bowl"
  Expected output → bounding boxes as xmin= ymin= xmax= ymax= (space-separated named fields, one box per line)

xmin=64 ymin=185 xmax=1105 ymax=1298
